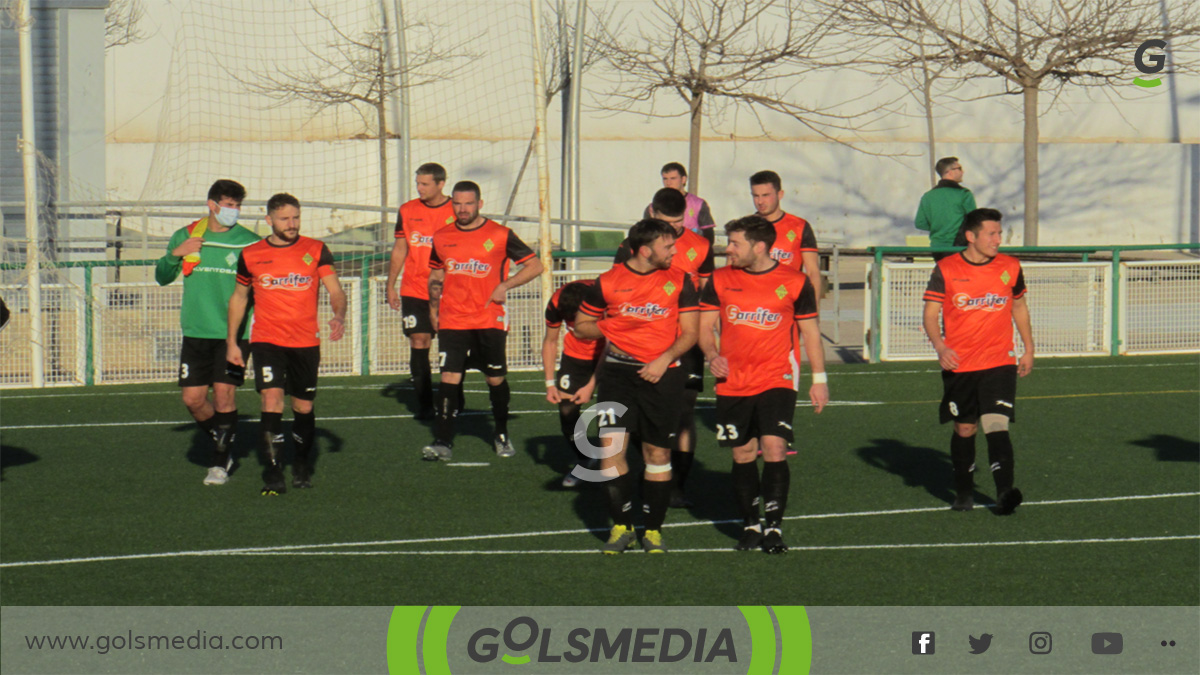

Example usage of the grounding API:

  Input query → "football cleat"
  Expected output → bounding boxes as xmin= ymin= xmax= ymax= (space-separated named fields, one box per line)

xmin=203 ymin=466 xmax=228 ymax=486
xmin=601 ymin=525 xmax=637 ymax=554
xmin=951 ymin=493 xmax=974 ymax=511
xmin=994 ymin=487 xmax=1024 ymax=515
xmin=493 ymin=434 xmax=515 ymax=458
xmin=421 ymin=443 xmax=452 ymax=462
xmin=735 ymin=526 xmax=764 ymax=551
xmin=641 ymin=529 xmax=667 ymax=554
xmin=761 ymin=528 xmax=788 ymax=554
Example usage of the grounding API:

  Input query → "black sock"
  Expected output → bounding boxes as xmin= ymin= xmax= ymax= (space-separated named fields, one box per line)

xmin=642 ymin=477 xmax=673 ymax=531
xmin=292 ymin=410 xmax=316 ymax=468
xmin=731 ymin=460 xmax=761 ymax=527
xmin=761 ymin=460 xmax=790 ymax=529
xmin=606 ymin=471 xmax=636 ymax=528
xmin=197 ymin=413 xmax=216 ymax=440
xmin=671 ymin=449 xmax=695 ymax=491
xmin=985 ymin=431 xmax=1015 ymax=494
xmin=488 ymin=380 xmax=510 ymax=437
xmin=559 ymin=402 xmax=587 ymax=464
xmin=950 ymin=432 xmax=976 ymax=496
xmin=212 ymin=409 xmax=237 ymax=468
xmin=260 ymin=412 xmax=284 ymax=467
xmin=411 ymin=348 xmax=432 ymax=411
xmin=434 ymin=381 xmax=461 ymax=446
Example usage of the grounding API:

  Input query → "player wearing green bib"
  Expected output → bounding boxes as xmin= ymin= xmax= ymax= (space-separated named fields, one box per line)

xmin=155 ymin=179 xmax=260 ymax=486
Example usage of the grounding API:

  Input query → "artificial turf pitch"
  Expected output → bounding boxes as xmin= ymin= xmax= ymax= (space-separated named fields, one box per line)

xmin=1 ymin=355 xmax=1196 ymax=606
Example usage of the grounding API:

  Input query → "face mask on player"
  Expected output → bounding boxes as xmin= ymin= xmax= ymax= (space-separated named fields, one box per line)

xmin=214 ymin=206 xmax=239 ymax=227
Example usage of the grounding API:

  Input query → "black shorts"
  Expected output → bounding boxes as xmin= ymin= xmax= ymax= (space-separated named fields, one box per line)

xmin=595 ymin=362 xmax=685 ymax=448
xmin=940 ymin=365 xmax=1017 ymax=424
xmin=251 ymin=343 xmax=322 ymax=400
xmin=179 ymin=337 xmax=249 ymax=388
xmin=680 ymin=344 xmax=705 ymax=393
xmin=556 ymin=354 xmax=599 ymax=396
xmin=715 ymin=388 xmax=797 ymax=447
xmin=400 ymin=295 xmax=436 ymax=337
xmin=438 ymin=328 xmax=507 ymax=376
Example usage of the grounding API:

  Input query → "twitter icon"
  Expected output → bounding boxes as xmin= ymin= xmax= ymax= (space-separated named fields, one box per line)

xmin=968 ymin=634 xmax=993 ymax=654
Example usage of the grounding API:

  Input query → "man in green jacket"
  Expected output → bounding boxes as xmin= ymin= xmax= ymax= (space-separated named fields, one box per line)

xmin=915 ymin=157 xmax=977 ymax=260
xmin=156 ymin=179 xmax=260 ymax=486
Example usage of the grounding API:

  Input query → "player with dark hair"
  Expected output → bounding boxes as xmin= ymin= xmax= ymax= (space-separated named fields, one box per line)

xmin=619 ymin=187 xmax=713 ymax=507
xmin=386 ymin=162 xmax=456 ymax=420
xmin=699 ymin=215 xmax=828 ymax=553
xmin=226 ymin=193 xmax=347 ymax=495
xmin=916 ymin=157 xmax=977 ymax=260
xmin=542 ymin=279 xmax=604 ymax=487
xmin=923 ymin=207 xmax=1033 ymax=514
xmin=641 ymin=162 xmax=716 ymax=244
xmin=422 ymin=180 xmax=544 ymax=461
xmin=575 ymin=218 xmax=700 ymax=554
xmin=748 ymin=171 xmax=821 ymax=295
xmin=155 ymin=179 xmax=259 ymax=486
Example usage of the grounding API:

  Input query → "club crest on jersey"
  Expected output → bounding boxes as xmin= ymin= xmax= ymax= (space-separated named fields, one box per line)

xmin=259 ymin=273 xmax=313 ymax=291
xmin=726 ymin=305 xmax=783 ymax=329
xmin=686 ymin=248 xmax=698 ymax=261
xmin=446 ymin=258 xmax=492 ymax=277
xmin=618 ymin=302 xmax=671 ymax=321
xmin=953 ymin=292 xmax=1009 ymax=311
xmin=302 ymin=253 xmax=314 ymax=266
xmin=663 ymin=281 xmax=677 ymax=296
xmin=409 ymin=231 xmax=434 ymax=247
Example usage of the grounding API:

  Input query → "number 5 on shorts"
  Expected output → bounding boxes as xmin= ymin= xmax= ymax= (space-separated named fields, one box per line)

xmin=261 ymin=365 xmax=273 ymax=383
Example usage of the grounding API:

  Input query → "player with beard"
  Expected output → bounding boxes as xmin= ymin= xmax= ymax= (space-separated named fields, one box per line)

xmin=227 ymin=193 xmax=347 ymax=495
xmin=574 ymin=218 xmax=699 ymax=554
xmin=699 ymin=215 xmax=827 ymax=553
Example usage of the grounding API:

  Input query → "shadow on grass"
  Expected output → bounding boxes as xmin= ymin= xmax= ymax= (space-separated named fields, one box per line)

xmin=1131 ymin=434 xmax=1200 ymax=463
xmin=1 ymin=444 xmax=38 ymax=480
xmin=178 ymin=416 xmax=345 ymax=482
xmin=856 ymin=438 xmax=957 ymax=506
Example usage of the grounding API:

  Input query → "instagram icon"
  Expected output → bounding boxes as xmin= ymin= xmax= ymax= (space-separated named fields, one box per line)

xmin=1029 ymin=632 xmax=1053 ymax=654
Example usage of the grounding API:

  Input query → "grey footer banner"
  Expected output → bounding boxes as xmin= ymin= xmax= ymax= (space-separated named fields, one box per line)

xmin=2 ymin=606 xmax=1196 ymax=674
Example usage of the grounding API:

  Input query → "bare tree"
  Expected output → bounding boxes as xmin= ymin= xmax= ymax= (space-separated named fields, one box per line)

xmin=590 ymin=0 xmax=877 ymax=193
xmin=105 ymin=0 xmax=147 ymax=50
xmin=229 ymin=2 xmax=470 ymax=232
xmin=828 ymin=0 xmax=1200 ymax=245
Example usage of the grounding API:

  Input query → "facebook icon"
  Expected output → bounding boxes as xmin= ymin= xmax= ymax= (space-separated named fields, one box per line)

xmin=912 ymin=632 xmax=936 ymax=655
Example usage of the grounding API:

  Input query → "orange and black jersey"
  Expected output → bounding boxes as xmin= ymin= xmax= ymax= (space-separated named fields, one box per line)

xmin=579 ymin=264 xmax=698 ymax=365
xmin=700 ymin=263 xmax=817 ymax=397
xmin=613 ymin=228 xmax=714 ymax=283
xmin=924 ymin=252 xmax=1027 ymax=373
xmin=395 ymin=198 xmax=455 ymax=300
xmin=429 ymin=219 xmax=536 ymax=331
xmin=545 ymin=279 xmax=604 ymax=361
xmin=767 ymin=213 xmax=818 ymax=272
xmin=236 ymin=236 xmax=335 ymax=348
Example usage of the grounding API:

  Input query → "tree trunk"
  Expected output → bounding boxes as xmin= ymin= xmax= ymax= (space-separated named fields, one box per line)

xmin=378 ymin=100 xmax=389 ymax=241
xmin=687 ymin=91 xmax=703 ymax=194
xmin=1022 ymin=84 xmax=1039 ymax=246
xmin=920 ymin=53 xmax=937 ymax=188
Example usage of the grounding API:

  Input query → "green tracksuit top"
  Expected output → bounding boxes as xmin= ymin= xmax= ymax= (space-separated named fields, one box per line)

xmin=155 ymin=219 xmax=260 ymax=339
xmin=915 ymin=180 xmax=978 ymax=247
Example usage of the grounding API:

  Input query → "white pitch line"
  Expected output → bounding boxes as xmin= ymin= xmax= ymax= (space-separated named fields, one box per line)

xmin=446 ymin=462 xmax=491 ymax=467
xmin=2 ymin=491 xmax=1195 ymax=570
xmin=0 ymin=400 xmax=886 ymax=431
xmin=3 ymin=360 xmax=1194 ymax=400
xmin=223 ymin=534 xmax=1200 ymax=556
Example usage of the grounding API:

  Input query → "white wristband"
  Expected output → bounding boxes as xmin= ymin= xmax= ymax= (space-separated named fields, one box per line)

xmin=545 ymin=379 xmax=556 ymax=388
xmin=812 ymin=372 xmax=828 ymax=384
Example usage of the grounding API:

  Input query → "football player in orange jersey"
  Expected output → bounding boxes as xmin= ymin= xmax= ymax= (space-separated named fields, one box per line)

xmin=227 ymin=193 xmax=347 ymax=495
xmin=923 ymin=208 xmax=1034 ymax=514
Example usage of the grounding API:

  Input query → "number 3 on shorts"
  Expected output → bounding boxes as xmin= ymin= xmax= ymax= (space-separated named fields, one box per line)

xmin=180 ymin=363 xmax=189 ymax=379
